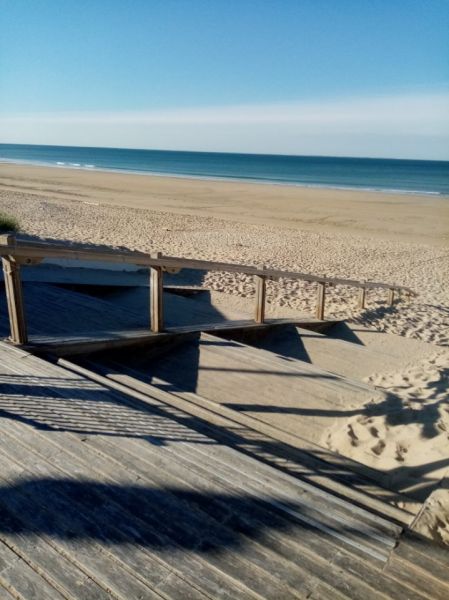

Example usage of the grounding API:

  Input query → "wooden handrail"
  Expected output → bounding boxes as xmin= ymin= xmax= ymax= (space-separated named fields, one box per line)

xmin=0 ymin=235 xmax=416 ymax=344
xmin=0 ymin=236 xmax=416 ymax=294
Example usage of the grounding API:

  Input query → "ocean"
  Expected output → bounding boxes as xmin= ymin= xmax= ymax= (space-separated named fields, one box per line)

xmin=1 ymin=143 xmax=448 ymax=196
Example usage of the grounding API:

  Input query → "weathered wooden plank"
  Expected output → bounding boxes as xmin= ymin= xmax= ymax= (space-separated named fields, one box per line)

xmin=394 ymin=531 xmax=449 ymax=571
xmin=316 ymin=282 xmax=326 ymax=321
xmin=199 ymin=333 xmax=377 ymax=395
xmin=0 ymin=426 xmax=304 ymax=600
xmin=383 ymin=552 xmax=449 ymax=600
xmin=0 ymin=382 xmax=390 ymax=600
xmin=27 ymin=330 xmax=183 ymax=356
xmin=0 ymin=526 xmax=113 ymax=600
xmin=2 ymin=257 xmax=27 ymax=344
xmin=358 ymin=286 xmax=366 ymax=309
xmin=0 ymin=444 xmax=213 ymax=600
xmin=21 ymin=318 xmax=340 ymax=355
xmin=0 ymin=582 xmax=17 ymax=600
xmin=0 ymin=538 xmax=68 ymax=600
xmin=254 ymin=268 xmax=267 ymax=324
xmin=150 ymin=253 xmax=164 ymax=333
xmin=83 ymin=433 xmax=414 ymax=600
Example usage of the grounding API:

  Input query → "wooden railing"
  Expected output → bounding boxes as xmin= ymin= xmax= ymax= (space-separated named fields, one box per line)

xmin=0 ymin=234 xmax=416 ymax=345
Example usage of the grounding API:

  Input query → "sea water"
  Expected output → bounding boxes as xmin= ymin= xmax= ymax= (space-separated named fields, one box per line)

xmin=1 ymin=143 xmax=448 ymax=195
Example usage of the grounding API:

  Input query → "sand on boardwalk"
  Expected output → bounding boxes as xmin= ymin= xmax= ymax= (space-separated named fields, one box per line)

xmin=1 ymin=163 xmax=449 ymax=543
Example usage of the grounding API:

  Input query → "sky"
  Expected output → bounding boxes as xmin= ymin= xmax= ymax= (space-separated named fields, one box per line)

xmin=1 ymin=0 xmax=448 ymax=159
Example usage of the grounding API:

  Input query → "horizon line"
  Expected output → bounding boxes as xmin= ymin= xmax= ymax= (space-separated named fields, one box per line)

xmin=1 ymin=141 xmax=449 ymax=164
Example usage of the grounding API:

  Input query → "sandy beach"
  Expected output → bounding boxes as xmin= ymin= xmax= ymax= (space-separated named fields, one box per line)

xmin=1 ymin=162 xmax=449 ymax=542
xmin=1 ymin=162 xmax=448 ymax=245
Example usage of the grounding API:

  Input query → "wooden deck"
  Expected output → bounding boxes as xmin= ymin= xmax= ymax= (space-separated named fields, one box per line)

xmin=0 ymin=282 xmax=337 ymax=355
xmin=1 ymin=341 xmax=448 ymax=599
xmin=26 ymin=319 xmax=337 ymax=356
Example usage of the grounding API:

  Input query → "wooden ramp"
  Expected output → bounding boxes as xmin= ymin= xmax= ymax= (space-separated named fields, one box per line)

xmin=235 ymin=324 xmax=417 ymax=381
xmin=1 ymin=341 xmax=448 ymax=599
xmin=84 ymin=332 xmax=386 ymax=449
xmin=80 ymin=332 xmax=423 ymax=513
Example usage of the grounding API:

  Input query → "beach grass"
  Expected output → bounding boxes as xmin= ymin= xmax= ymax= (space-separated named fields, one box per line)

xmin=0 ymin=211 xmax=19 ymax=233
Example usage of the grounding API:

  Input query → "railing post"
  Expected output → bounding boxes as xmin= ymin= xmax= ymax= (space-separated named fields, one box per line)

xmin=358 ymin=285 xmax=366 ymax=309
xmin=254 ymin=266 xmax=267 ymax=324
xmin=316 ymin=281 xmax=326 ymax=320
xmin=150 ymin=252 xmax=164 ymax=333
xmin=387 ymin=288 xmax=395 ymax=306
xmin=2 ymin=254 xmax=28 ymax=344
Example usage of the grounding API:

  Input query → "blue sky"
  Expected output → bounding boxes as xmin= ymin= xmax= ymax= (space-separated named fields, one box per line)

xmin=1 ymin=0 xmax=448 ymax=158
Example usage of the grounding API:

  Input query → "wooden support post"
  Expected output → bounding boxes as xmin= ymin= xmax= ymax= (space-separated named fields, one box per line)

xmin=316 ymin=281 xmax=326 ymax=320
xmin=254 ymin=266 xmax=267 ymax=324
xmin=358 ymin=286 xmax=366 ymax=309
xmin=387 ymin=288 xmax=395 ymax=306
xmin=150 ymin=253 xmax=164 ymax=333
xmin=2 ymin=256 xmax=28 ymax=344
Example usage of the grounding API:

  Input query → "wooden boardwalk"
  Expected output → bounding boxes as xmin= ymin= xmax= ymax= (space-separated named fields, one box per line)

xmin=1 ymin=341 xmax=448 ymax=599
xmin=83 ymin=331 xmax=427 ymax=512
xmin=0 ymin=282 xmax=335 ymax=356
xmin=0 ymin=281 xmax=432 ymax=509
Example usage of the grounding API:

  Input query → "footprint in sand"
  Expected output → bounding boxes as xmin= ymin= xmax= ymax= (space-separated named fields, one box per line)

xmin=347 ymin=424 xmax=359 ymax=447
xmin=395 ymin=443 xmax=408 ymax=462
xmin=371 ymin=440 xmax=386 ymax=456
xmin=369 ymin=426 xmax=379 ymax=438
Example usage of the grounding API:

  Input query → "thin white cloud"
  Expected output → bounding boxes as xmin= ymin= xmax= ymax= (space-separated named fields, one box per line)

xmin=1 ymin=92 xmax=448 ymax=159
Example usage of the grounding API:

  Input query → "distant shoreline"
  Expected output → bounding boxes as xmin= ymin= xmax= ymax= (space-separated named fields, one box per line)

xmin=1 ymin=157 xmax=446 ymax=198
xmin=1 ymin=143 xmax=448 ymax=196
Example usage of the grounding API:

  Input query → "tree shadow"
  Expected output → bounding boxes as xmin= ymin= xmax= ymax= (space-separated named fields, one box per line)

xmin=0 ymin=476 xmax=368 ymax=554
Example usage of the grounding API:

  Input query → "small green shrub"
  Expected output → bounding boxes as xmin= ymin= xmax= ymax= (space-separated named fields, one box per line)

xmin=0 ymin=212 xmax=19 ymax=233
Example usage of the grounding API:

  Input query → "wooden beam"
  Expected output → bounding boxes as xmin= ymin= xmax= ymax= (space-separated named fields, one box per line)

xmin=0 ymin=239 xmax=415 ymax=296
xmin=358 ymin=286 xmax=366 ymax=309
xmin=2 ymin=256 xmax=28 ymax=344
xmin=388 ymin=288 xmax=395 ymax=306
xmin=150 ymin=253 xmax=164 ymax=333
xmin=254 ymin=266 xmax=267 ymax=324
xmin=316 ymin=282 xmax=326 ymax=320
